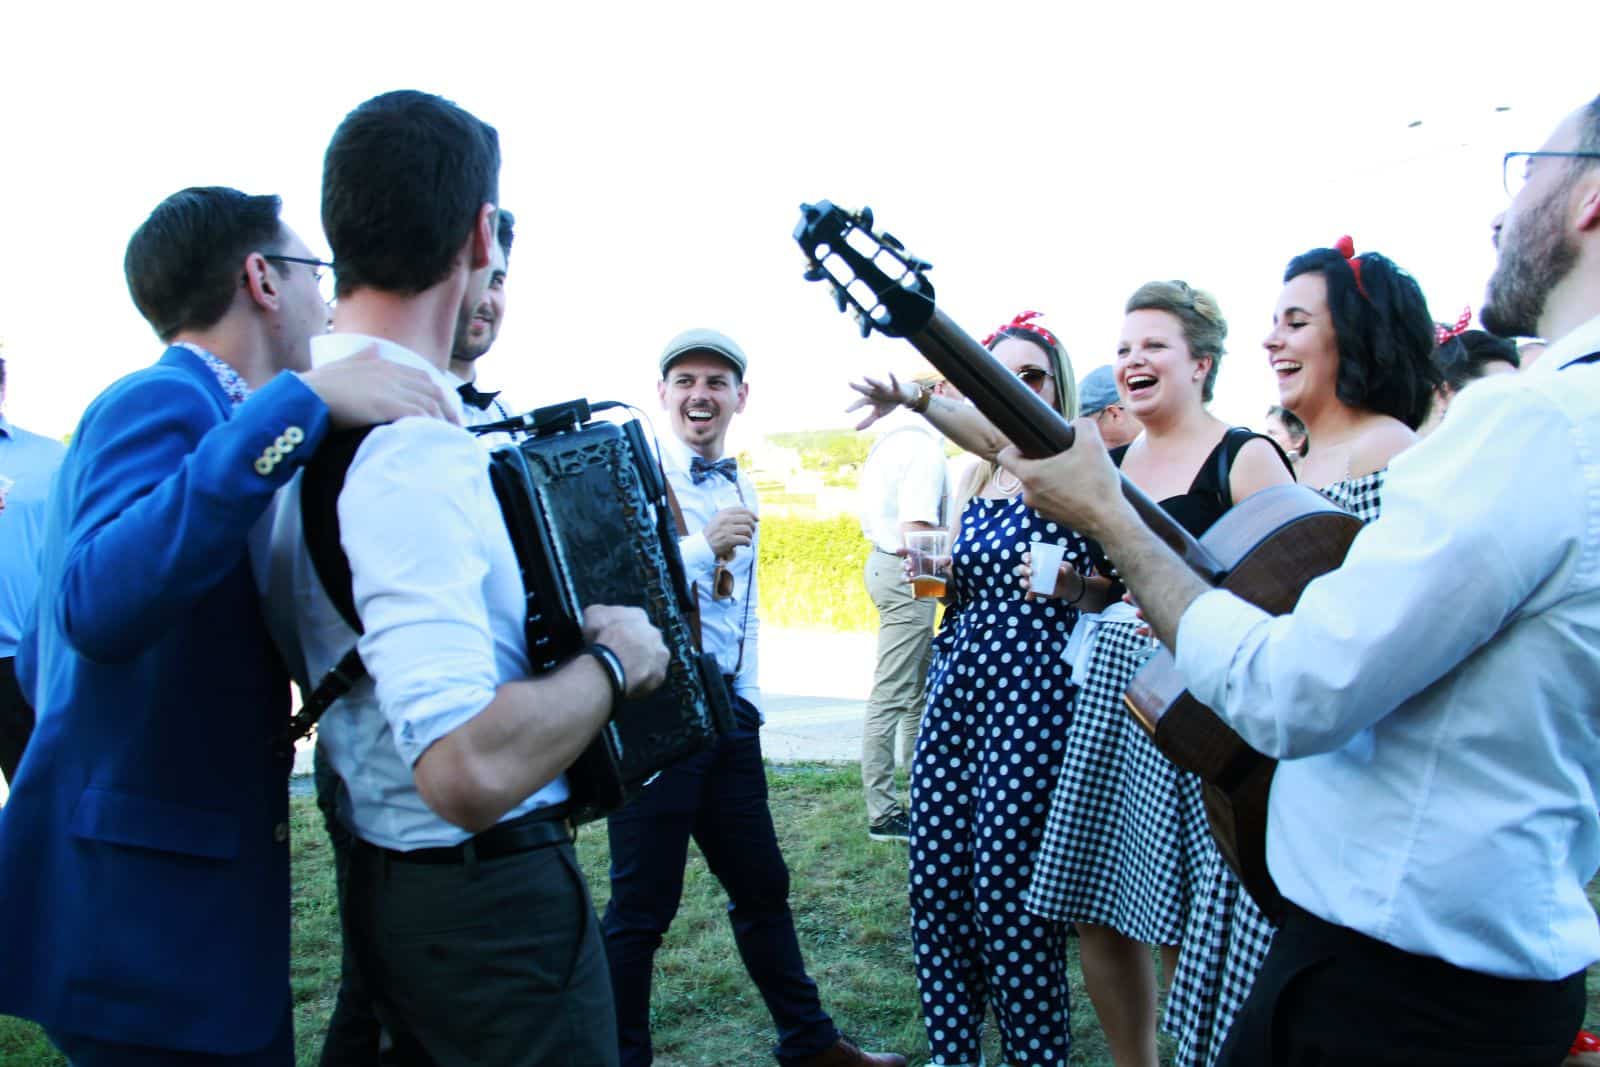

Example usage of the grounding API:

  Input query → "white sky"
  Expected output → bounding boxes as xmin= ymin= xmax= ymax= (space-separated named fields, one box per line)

xmin=1 ymin=1 xmax=1594 ymax=453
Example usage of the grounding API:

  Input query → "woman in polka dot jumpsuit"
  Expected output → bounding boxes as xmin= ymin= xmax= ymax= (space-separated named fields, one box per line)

xmin=850 ymin=311 xmax=1096 ymax=1066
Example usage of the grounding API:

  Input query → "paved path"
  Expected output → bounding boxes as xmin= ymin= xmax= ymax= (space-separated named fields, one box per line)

xmin=289 ymin=627 xmax=880 ymax=781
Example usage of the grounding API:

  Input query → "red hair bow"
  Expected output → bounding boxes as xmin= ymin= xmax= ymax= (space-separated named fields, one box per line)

xmin=1435 ymin=306 xmax=1473 ymax=345
xmin=1334 ymin=235 xmax=1370 ymax=300
xmin=982 ymin=309 xmax=1060 ymax=351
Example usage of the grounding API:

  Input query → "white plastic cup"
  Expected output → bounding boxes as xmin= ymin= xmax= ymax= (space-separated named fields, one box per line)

xmin=1028 ymin=539 xmax=1067 ymax=598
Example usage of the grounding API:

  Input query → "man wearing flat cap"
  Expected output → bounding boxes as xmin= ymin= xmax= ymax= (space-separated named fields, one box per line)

xmin=1078 ymin=364 xmax=1141 ymax=449
xmin=601 ymin=330 xmax=907 ymax=1067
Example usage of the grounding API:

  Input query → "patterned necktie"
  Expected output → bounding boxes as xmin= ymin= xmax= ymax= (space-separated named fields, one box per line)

xmin=690 ymin=455 xmax=739 ymax=486
xmin=457 ymin=382 xmax=501 ymax=411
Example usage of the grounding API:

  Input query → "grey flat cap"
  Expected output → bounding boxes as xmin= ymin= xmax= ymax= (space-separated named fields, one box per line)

xmin=659 ymin=328 xmax=748 ymax=377
xmin=1077 ymin=365 xmax=1121 ymax=416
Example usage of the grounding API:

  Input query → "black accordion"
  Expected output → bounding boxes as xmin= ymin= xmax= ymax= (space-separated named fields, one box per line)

xmin=479 ymin=399 xmax=731 ymax=823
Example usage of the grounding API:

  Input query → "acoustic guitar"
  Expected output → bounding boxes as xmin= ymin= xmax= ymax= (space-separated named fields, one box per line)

xmin=793 ymin=201 xmax=1363 ymax=920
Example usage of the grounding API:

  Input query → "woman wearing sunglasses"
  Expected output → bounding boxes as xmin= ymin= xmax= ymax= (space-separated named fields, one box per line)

xmin=1019 ymin=280 xmax=1293 ymax=1067
xmin=850 ymin=311 xmax=1092 ymax=1067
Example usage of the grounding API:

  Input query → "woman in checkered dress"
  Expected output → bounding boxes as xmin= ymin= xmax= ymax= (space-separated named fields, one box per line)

xmin=1163 ymin=240 xmax=1442 ymax=1067
xmin=1019 ymin=281 xmax=1294 ymax=1067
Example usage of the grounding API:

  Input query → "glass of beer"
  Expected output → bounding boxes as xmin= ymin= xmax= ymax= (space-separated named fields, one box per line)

xmin=905 ymin=528 xmax=951 ymax=599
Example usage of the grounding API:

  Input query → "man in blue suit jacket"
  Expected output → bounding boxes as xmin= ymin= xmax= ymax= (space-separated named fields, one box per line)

xmin=0 ymin=186 xmax=454 ymax=1064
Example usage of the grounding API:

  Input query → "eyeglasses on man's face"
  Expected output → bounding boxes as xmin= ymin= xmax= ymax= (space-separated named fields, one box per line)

xmin=1502 ymin=151 xmax=1600 ymax=199
xmin=263 ymin=254 xmax=337 ymax=304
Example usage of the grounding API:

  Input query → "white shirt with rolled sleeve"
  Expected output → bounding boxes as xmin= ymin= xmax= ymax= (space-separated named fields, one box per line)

xmin=1174 ymin=312 xmax=1600 ymax=981
xmin=264 ymin=333 xmax=565 ymax=850
xmin=660 ymin=434 xmax=762 ymax=719
xmin=857 ymin=415 xmax=948 ymax=554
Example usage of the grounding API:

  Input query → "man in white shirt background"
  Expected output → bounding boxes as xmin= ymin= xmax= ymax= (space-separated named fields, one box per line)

xmin=998 ymin=94 xmax=1600 ymax=1066
xmin=855 ymin=376 xmax=947 ymax=842
xmin=601 ymin=329 xmax=907 ymax=1067
xmin=267 ymin=89 xmax=667 ymax=1065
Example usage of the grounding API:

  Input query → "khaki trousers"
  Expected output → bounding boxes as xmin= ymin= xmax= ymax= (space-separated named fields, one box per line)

xmin=862 ymin=550 xmax=936 ymax=823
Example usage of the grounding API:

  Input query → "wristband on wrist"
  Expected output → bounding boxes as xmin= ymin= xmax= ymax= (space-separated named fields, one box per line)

xmin=584 ymin=643 xmax=627 ymax=703
xmin=907 ymin=381 xmax=932 ymax=414
xmin=1065 ymin=570 xmax=1088 ymax=605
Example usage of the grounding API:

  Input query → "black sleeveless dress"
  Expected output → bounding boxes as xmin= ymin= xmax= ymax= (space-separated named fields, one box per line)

xmin=1024 ymin=429 xmax=1276 ymax=943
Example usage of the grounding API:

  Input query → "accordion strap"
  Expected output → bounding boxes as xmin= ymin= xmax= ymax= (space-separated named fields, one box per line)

xmin=274 ymin=426 xmax=379 ymax=756
xmin=663 ymin=480 xmax=705 ymax=650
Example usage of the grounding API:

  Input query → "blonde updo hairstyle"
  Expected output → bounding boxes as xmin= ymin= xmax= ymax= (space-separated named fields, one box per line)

xmin=1124 ymin=279 xmax=1228 ymax=402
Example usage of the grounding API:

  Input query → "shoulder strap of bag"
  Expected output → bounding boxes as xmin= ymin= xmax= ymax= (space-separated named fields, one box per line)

xmin=663 ymin=479 xmax=705 ymax=649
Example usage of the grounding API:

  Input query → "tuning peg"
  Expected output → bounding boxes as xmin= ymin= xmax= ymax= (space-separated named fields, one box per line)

xmin=856 ymin=206 xmax=874 ymax=231
xmin=906 ymin=257 xmax=933 ymax=273
xmin=803 ymin=264 xmax=827 ymax=282
xmin=857 ymin=314 xmax=873 ymax=338
xmin=833 ymin=287 xmax=848 ymax=313
xmin=881 ymin=232 xmax=904 ymax=251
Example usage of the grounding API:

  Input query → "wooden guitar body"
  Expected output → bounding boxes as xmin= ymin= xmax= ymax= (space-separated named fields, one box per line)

xmin=1124 ymin=485 xmax=1363 ymax=920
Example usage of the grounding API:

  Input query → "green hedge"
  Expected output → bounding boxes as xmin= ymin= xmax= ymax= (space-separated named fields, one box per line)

xmin=756 ymin=514 xmax=876 ymax=632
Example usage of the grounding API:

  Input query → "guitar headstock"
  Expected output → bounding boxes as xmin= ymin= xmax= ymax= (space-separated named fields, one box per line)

xmin=794 ymin=201 xmax=936 ymax=339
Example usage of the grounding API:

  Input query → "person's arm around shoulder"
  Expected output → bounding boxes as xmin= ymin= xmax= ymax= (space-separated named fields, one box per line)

xmin=57 ymin=369 xmax=330 ymax=661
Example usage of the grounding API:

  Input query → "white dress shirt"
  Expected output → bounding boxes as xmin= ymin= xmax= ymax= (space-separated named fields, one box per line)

xmin=1174 ymin=312 xmax=1600 ymax=980
xmin=264 ymin=333 xmax=565 ymax=850
xmin=660 ymin=433 xmax=762 ymax=717
xmin=857 ymin=415 xmax=948 ymax=554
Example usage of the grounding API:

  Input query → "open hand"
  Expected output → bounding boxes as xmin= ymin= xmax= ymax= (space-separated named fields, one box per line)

xmin=846 ymin=373 xmax=918 ymax=431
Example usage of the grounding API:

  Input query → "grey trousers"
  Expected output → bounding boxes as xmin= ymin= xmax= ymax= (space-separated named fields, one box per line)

xmin=344 ymin=834 xmax=618 ymax=1067
xmin=862 ymin=550 xmax=936 ymax=824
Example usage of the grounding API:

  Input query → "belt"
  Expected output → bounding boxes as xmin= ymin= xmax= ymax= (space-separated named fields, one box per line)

xmin=373 ymin=804 xmax=575 ymax=866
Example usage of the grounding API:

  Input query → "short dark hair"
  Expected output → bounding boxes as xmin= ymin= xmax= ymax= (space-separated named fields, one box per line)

xmin=124 ymin=187 xmax=285 ymax=342
xmin=497 ymin=208 xmax=516 ymax=262
xmin=1283 ymin=247 xmax=1442 ymax=430
xmin=322 ymin=90 xmax=501 ymax=298
xmin=1580 ymin=93 xmax=1600 ymax=155
xmin=1433 ymin=329 xmax=1519 ymax=392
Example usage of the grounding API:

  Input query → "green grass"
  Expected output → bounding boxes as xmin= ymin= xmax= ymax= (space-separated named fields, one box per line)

xmin=4 ymin=766 xmax=1599 ymax=1065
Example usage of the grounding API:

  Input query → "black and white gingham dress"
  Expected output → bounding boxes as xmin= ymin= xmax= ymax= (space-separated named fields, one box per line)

xmin=1162 ymin=468 xmax=1387 ymax=1067
xmin=1020 ymin=435 xmax=1265 ymax=941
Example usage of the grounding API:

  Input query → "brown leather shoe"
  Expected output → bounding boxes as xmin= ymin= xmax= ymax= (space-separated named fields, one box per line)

xmin=791 ymin=1035 xmax=908 ymax=1067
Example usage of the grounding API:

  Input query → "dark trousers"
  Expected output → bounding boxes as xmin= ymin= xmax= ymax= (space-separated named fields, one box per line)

xmin=0 ymin=656 xmax=34 ymax=786
xmin=313 ymin=750 xmax=392 ymax=1067
xmin=602 ymin=697 xmax=837 ymax=1066
xmin=1217 ymin=901 xmax=1587 ymax=1067
xmin=49 ymin=1003 xmax=293 ymax=1065
xmin=344 ymin=832 xmax=617 ymax=1067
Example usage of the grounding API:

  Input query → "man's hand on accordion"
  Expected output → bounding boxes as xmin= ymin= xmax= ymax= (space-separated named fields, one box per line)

xmin=582 ymin=604 xmax=670 ymax=699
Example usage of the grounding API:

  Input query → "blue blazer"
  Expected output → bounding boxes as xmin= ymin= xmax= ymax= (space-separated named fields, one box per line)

xmin=0 ymin=347 xmax=328 ymax=1053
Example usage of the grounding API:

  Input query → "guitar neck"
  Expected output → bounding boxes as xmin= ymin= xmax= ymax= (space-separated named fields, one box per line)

xmin=907 ymin=308 xmax=1227 ymax=584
